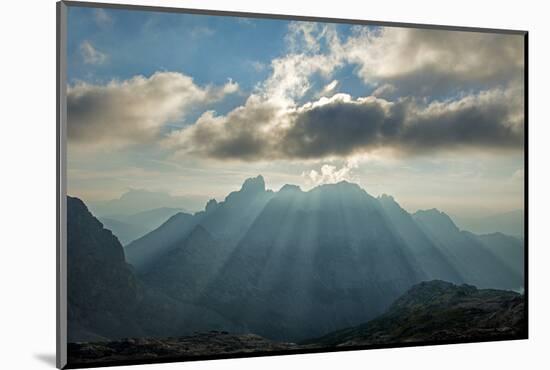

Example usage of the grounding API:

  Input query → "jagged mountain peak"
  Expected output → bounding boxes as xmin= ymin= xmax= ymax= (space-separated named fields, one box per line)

xmin=164 ymin=211 xmax=194 ymax=225
xmin=241 ymin=175 xmax=266 ymax=193
xmin=415 ymin=208 xmax=449 ymax=217
xmin=378 ymin=194 xmax=396 ymax=202
xmin=378 ymin=194 xmax=401 ymax=207
xmin=68 ymin=195 xmax=89 ymax=214
xmin=312 ymin=180 xmax=364 ymax=193
xmin=68 ymin=196 xmax=106 ymax=233
xmin=414 ymin=208 xmax=458 ymax=231
xmin=205 ymin=199 xmax=219 ymax=213
xmin=308 ymin=180 xmax=378 ymax=205
xmin=279 ymin=184 xmax=302 ymax=193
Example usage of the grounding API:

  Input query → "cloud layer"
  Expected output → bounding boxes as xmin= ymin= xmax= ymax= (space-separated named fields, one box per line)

xmin=303 ymin=160 xmax=359 ymax=186
xmin=68 ymin=72 xmax=238 ymax=146
xmin=163 ymin=24 xmax=524 ymax=161
xmin=278 ymin=23 xmax=524 ymax=97
xmin=167 ymin=87 xmax=523 ymax=160
xmin=69 ymin=23 xmax=524 ymax=162
xmin=344 ymin=27 xmax=524 ymax=95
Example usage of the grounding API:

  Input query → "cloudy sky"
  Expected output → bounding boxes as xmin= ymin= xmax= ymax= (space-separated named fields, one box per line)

xmin=66 ymin=5 xmax=525 ymax=218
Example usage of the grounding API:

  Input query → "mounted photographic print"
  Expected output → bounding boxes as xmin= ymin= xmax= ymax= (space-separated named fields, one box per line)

xmin=56 ymin=1 xmax=528 ymax=368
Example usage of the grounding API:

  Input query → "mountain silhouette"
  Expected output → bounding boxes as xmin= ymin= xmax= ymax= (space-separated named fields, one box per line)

xmin=452 ymin=209 xmax=524 ymax=237
xmin=123 ymin=176 xmax=523 ymax=341
xmin=413 ymin=209 xmax=523 ymax=290
xmin=302 ymin=280 xmax=525 ymax=346
xmin=125 ymin=175 xmax=274 ymax=271
xmin=88 ymin=189 xmax=206 ymax=216
xmin=68 ymin=176 xmax=523 ymax=343
xmin=67 ymin=196 xmax=244 ymax=343
xmin=67 ymin=196 xmax=143 ymax=341
xmin=476 ymin=232 xmax=524 ymax=279
xmin=100 ymin=207 xmax=185 ymax=245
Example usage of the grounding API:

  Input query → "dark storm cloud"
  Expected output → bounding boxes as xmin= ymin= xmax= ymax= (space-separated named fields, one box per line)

xmin=169 ymin=87 xmax=524 ymax=161
xmin=399 ymin=99 xmax=522 ymax=151
xmin=280 ymin=98 xmax=403 ymax=158
xmin=282 ymin=96 xmax=522 ymax=159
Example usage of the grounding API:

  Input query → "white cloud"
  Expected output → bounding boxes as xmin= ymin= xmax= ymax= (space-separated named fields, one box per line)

xmin=286 ymin=22 xmax=323 ymax=54
xmin=316 ymin=80 xmax=338 ymax=98
xmin=371 ymin=83 xmax=397 ymax=98
xmin=72 ymin=23 xmax=524 ymax=164
xmin=260 ymin=52 xmax=343 ymax=108
xmin=93 ymin=9 xmax=113 ymax=27
xmin=80 ymin=41 xmax=107 ymax=65
xmin=281 ymin=23 xmax=523 ymax=97
xmin=220 ymin=78 xmax=239 ymax=95
xmin=303 ymin=159 xmax=359 ymax=187
xmin=166 ymin=85 xmax=524 ymax=161
xmin=341 ymin=27 xmax=524 ymax=94
xmin=68 ymin=71 xmax=239 ymax=146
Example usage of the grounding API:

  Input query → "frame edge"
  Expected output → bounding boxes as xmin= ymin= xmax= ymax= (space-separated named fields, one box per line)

xmin=55 ymin=2 xmax=529 ymax=368
xmin=57 ymin=1 xmax=68 ymax=369
xmin=62 ymin=0 xmax=527 ymax=35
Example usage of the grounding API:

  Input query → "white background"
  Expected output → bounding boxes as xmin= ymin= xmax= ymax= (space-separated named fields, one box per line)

xmin=1 ymin=0 xmax=548 ymax=369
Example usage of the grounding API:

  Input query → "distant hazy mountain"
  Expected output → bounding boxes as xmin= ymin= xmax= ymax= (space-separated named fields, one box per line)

xmin=451 ymin=210 xmax=524 ymax=237
xmin=378 ymin=195 xmax=463 ymax=283
xmin=413 ymin=209 xmax=523 ymax=291
xmin=477 ymin=232 xmax=524 ymax=279
xmin=88 ymin=189 xmax=207 ymax=216
xmin=125 ymin=176 xmax=523 ymax=341
xmin=99 ymin=207 xmax=184 ymax=245
xmin=122 ymin=207 xmax=185 ymax=229
xmin=126 ymin=175 xmax=274 ymax=271
xmin=303 ymin=280 xmax=525 ymax=346
xmin=67 ymin=196 xmax=242 ymax=343
xmin=98 ymin=217 xmax=148 ymax=246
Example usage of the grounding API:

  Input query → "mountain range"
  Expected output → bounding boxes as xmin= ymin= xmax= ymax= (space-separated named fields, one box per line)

xmin=88 ymin=189 xmax=207 ymax=217
xmin=451 ymin=210 xmax=524 ymax=238
xmin=124 ymin=175 xmax=522 ymax=341
xmin=67 ymin=196 xmax=244 ymax=343
xmin=68 ymin=175 xmax=524 ymax=344
xmin=99 ymin=207 xmax=184 ymax=245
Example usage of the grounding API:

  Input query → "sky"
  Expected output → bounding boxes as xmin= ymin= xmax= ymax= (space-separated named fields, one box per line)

xmin=66 ymin=5 xmax=525 ymax=218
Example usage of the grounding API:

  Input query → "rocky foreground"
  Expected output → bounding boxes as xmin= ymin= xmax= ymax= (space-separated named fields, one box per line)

xmin=67 ymin=281 xmax=526 ymax=366
xmin=67 ymin=331 xmax=301 ymax=366
xmin=303 ymin=280 xmax=526 ymax=347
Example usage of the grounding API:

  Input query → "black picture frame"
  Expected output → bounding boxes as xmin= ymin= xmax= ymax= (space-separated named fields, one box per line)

xmin=56 ymin=1 xmax=529 ymax=368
